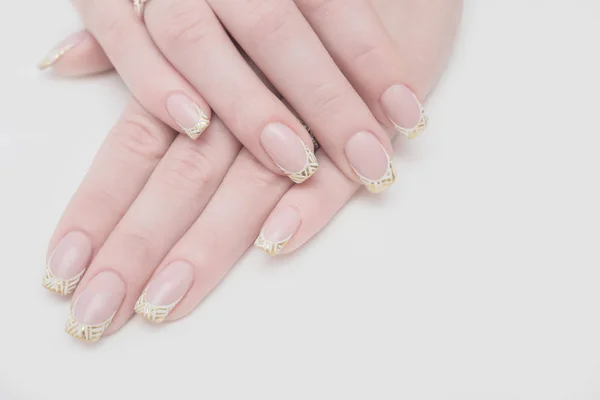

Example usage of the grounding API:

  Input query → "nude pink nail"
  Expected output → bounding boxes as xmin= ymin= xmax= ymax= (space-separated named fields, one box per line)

xmin=166 ymin=93 xmax=210 ymax=140
xmin=38 ymin=31 xmax=87 ymax=70
xmin=134 ymin=261 xmax=194 ymax=323
xmin=65 ymin=271 xmax=126 ymax=342
xmin=380 ymin=84 xmax=428 ymax=139
xmin=345 ymin=131 xmax=396 ymax=194
xmin=254 ymin=206 xmax=302 ymax=256
xmin=261 ymin=123 xmax=318 ymax=184
xmin=42 ymin=231 xmax=92 ymax=295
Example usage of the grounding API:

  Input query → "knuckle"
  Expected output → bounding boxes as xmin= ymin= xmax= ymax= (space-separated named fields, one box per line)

xmin=249 ymin=167 xmax=282 ymax=189
xmin=350 ymin=40 xmax=384 ymax=69
xmin=157 ymin=1 xmax=213 ymax=48
xmin=78 ymin=186 xmax=124 ymax=221
xmin=162 ymin=141 xmax=218 ymax=188
xmin=311 ymin=82 xmax=346 ymax=121
xmin=109 ymin=113 xmax=168 ymax=164
xmin=237 ymin=152 xmax=284 ymax=190
xmin=115 ymin=229 xmax=158 ymax=261
xmin=243 ymin=1 xmax=290 ymax=44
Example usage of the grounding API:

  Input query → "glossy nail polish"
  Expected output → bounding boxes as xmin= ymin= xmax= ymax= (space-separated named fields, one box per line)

xmin=380 ymin=84 xmax=428 ymax=139
xmin=166 ymin=93 xmax=210 ymax=140
xmin=65 ymin=271 xmax=126 ymax=342
xmin=261 ymin=123 xmax=318 ymax=184
xmin=345 ymin=131 xmax=396 ymax=194
xmin=42 ymin=231 xmax=92 ymax=296
xmin=255 ymin=206 xmax=302 ymax=256
xmin=134 ymin=261 xmax=194 ymax=323
xmin=38 ymin=31 xmax=86 ymax=70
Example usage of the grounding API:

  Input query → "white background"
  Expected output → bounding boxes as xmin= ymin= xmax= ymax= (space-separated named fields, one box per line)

xmin=1 ymin=1 xmax=600 ymax=399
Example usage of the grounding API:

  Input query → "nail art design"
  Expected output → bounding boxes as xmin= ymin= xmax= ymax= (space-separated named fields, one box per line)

xmin=391 ymin=94 xmax=428 ymax=139
xmin=352 ymin=153 xmax=397 ymax=194
xmin=38 ymin=43 xmax=76 ymax=70
xmin=178 ymin=104 xmax=210 ymax=140
xmin=134 ymin=288 xmax=182 ymax=324
xmin=133 ymin=0 xmax=150 ymax=15
xmin=277 ymin=143 xmax=319 ymax=184
xmin=254 ymin=231 xmax=292 ymax=256
xmin=65 ymin=305 xmax=115 ymax=343
xmin=42 ymin=266 xmax=84 ymax=296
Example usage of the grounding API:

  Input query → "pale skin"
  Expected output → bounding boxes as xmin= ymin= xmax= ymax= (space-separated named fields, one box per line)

xmin=43 ymin=0 xmax=463 ymax=340
xmin=44 ymin=0 xmax=459 ymax=191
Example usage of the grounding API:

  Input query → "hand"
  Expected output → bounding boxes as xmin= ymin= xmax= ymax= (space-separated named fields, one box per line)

xmin=40 ymin=0 xmax=447 ymax=193
xmin=42 ymin=0 xmax=463 ymax=341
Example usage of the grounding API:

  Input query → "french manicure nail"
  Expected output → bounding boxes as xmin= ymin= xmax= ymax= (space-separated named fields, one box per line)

xmin=380 ymin=84 xmax=428 ymax=139
xmin=134 ymin=261 xmax=194 ymax=323
xmin=65 ymin=271 xmax=126 ymax=342
xmin=261 ymin=123 xmax=318 ymax=184
xmin=42 ymin=231 xmax=92 ymax=296
xmin=255 ymin=206 xmax=302 ymax=256
xmin=166 ymin=93 xmax=210 ymax=140
xmin=345 ymin=131 xmax=396 ymax=194
xmin=38 ymin=31 xmax=86 ymax=70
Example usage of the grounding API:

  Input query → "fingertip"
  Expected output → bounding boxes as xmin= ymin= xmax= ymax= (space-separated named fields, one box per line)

xmin=39 ymin=30 xmax=114 ymax=78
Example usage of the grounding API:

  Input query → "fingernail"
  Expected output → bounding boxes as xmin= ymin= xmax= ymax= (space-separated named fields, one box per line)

xmin=261 ymin=123 xmax=319 ymax=184
xmin=380 ymin=84 xmax=428 ymax=139
xmin=255 ymin=206 xmax=302 ymax=256
xmin=134 ymin=261 xmax=194 ymax=323
xmin=346 ymin=131 xmax=396 ymax=194
xmin=42 ymin=231 xmax=92 ymax=296
xmin=38 ymin=31 xmax=86 ymax=70
xmin=166 ymin=93 xmax=210 ymax=140
xmin=65 ymin=271 xmax=126 ymax=342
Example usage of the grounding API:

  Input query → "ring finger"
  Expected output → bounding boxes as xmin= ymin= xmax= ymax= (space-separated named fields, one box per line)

xmin=207 ymin=0 xmax=397 ymax=193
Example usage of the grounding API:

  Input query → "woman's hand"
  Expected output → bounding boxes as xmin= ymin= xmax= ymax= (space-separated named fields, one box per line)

xmin=42 ymin=0 xmax=463 ymax=341
xmin=40 ymin=0 xmax=444 ymax=193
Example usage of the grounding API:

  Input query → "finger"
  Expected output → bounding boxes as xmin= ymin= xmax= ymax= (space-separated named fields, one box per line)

xmin=133 ymin=149 xmax=292 ymax=323
xmin=68 ymin=0 xmax=212 ymax=140
xmin=38 ymin=30 xmax=113 ymax=77
xmin=44 ymin=100 xmax=175 ymax=296
xmin=255 ymin=151 xmax=358 ymax=256
xmin=207 ymin=0 xmax=396 ymax=194
xmin=131 ymin=0 xmax=453 ymax=319
xmin=143 ymin=0 xmax=319 ymax=183
xmin=256 ymin=0 xmax=464 ymax=256
xmin=295 ymin=0 xmax=427 ymax=139
xmin=65 ymin=117 xmax=241 ymax=341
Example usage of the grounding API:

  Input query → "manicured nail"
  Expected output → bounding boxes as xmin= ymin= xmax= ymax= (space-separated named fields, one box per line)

xmin=65 ymin=271 xmax=126 ymax=342
xmin=134 ymin=261 xmax=194 ymax=323
xmin=38 ymin=31 xmax=86 ymax=70
xmin=166 ymin=93 xmax=210 ymax=140
xmin=255 ymin=206 xmax=302 ymax=256
xmin=345 ymin=131 xmax=396 ymax=194
xmin=380 ymin=84 xmax=428 ymax=139
xmin=42 ymin=231 xmax=92 ymax=296
xmin=261 ymin=123 xmax=319 ymax=184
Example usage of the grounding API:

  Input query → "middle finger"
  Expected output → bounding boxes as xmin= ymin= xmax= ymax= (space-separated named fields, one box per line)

xmin=208 ymin=0 xmax=397 ymax=193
